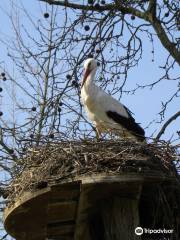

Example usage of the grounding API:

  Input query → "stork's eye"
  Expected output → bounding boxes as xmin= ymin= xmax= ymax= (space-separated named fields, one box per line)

xmin=88 ymin=62 xmax=91 ymax=68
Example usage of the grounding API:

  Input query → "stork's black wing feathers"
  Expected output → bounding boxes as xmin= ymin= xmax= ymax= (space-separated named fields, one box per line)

xmin=123 ymin=105 xmax=134 ymax=117
xmin=106 ymin=109 xmax=145 ymax=141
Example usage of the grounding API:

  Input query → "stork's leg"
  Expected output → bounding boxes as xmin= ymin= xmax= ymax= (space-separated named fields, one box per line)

xmin=95 ymin=127 xmax=102 ymax=140
xmin=122 ymin=130 xmax=126 ymax=138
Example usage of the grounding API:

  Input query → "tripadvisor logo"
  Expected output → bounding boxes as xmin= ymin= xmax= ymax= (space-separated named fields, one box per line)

xmin=135 ymin=227 xmax=174 ymax=235
xmin=135 ymin=227 xmax=143 ymax=235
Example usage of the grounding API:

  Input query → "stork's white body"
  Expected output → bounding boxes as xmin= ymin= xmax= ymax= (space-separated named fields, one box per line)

xmin=81 ymin=58 xmax=145 ymax=141
xmin=81 ymin=82 xmax=128 ymax=133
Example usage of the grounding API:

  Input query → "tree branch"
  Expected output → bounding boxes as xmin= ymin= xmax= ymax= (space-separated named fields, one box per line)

xmin=0 ymin=234 xmax=8 ymax=240
xmin=155 ymin=111 xmax=180 ymax=140
xmin=147 ymin=0 xmax=156 ymax=18
xmin=0 ymin=129 xmax=16 ymax=160
xmin=39 ymin=0 xmax=180 ymax=65
xmin=150 ymin=18 xmax=180 ymax=65
xmin=147 ymin=0 xmax=180 ymax=65
xmin=39 ymin=0 xmax=146 ymax=18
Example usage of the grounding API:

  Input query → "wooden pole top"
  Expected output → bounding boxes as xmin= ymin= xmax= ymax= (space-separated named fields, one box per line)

xmin=3 ymin=172 xmax=178 ymax=240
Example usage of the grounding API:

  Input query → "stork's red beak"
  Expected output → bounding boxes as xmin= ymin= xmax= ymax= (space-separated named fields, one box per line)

xmin=81 ymin=68 xmax=91 ymax=88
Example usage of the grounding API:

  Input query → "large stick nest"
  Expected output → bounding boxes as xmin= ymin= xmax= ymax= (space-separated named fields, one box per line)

xmin=5 ymin=139 xmax=180 ymax=206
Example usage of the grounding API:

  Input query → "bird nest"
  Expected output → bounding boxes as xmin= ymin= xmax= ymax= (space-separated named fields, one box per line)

xmin=5 ymin=139 xmax=179 ymax=206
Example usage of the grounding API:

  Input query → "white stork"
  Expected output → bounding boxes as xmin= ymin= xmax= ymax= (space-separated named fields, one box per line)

xmin=80 ymin=58 xmax=145 ymax=141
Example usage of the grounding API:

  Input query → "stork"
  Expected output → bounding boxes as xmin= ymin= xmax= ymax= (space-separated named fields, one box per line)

xmin=80 ymin=58 xmax=145 ymax=141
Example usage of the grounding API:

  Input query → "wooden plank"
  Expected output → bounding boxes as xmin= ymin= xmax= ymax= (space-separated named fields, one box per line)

xmin=74 ymin=184 xmax=96 ymax=240
xmin=4 ymin=187 xmax=50 ymax=221
xmin=4 ymin=190 xmax=49 ymax=240
xmin=47 ymin=221 xmax=74 ymax=237
xmin=50 ymin=181 xmax=81 ymax=202
xmin=47 ymin=201 xmax=77 ymax=223
xmin=73 ymin=173 xmax=176 ymax=185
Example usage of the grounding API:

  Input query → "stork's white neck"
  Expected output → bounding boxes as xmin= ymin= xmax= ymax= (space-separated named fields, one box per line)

xmin=81 ymin=66 xmax=99 ymax=105
xmin=81 ymin=67 xmax=98 ymax=100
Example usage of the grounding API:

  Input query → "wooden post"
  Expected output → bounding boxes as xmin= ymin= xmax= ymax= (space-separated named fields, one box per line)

xmin=99 ymin=197 xmax=140 ymax=240
xmin=75 ymin=176 xmax=142 ymax=240
xmin=75 ymin=197 xmax=140 ymax=240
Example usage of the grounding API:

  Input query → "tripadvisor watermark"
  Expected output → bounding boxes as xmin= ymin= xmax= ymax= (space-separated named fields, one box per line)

xmin=135 ymin=227 xmax=144 ymax=236
xmin=135 ymin=227 xmax=174 ymax=236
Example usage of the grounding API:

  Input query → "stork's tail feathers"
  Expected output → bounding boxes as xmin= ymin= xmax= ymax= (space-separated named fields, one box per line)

xmin=134 ymin=133 xmax=146 ymax=142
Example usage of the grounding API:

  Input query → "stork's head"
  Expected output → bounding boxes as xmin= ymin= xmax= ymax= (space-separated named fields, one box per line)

xmin=81 ymin=58 xmax=97 ymax=88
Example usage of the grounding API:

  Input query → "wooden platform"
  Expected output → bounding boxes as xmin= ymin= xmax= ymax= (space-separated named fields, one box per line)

xmin=3 ymin=172 xmax=178 ymax=240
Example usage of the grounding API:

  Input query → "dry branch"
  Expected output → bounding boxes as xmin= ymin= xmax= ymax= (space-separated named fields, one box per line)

xmin=156 ymin=111 xmax=180 ymax=140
